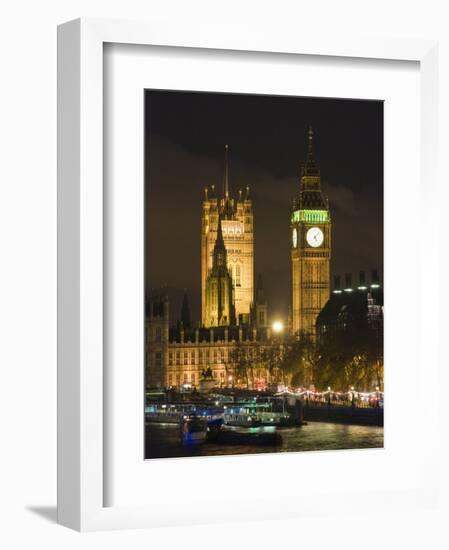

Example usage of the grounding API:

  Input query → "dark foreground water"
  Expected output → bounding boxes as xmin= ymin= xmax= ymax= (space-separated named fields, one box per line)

xmin=145 ymin=421 xmax=384 ymax=459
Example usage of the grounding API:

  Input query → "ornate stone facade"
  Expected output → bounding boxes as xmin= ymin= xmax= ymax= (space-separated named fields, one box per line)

xmin=291 ymin=127 xmax=331 ymax=336
xmin=145 ymin=296 xmax=273 ymax=389
xmin=204 ymin=217 xmax=236 ymax=327
xmin=201 ymin=145 xmax=254 ymax=326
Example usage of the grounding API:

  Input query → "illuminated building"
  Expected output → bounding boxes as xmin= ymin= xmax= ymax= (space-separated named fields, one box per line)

xmin=291 ymin=126 xmax=331 ymax=336
xmin=146 ymin=134 xmax=339 ymax=389
xmin=203 ymin=216 xmax=236 ymax=327
xmin=146 ymin=143 xmax=277 ymax=389
xmin=145 ymin=295 xmax=274 ymax=389
xmin=201 ymin=145 xmax=254 ymax=326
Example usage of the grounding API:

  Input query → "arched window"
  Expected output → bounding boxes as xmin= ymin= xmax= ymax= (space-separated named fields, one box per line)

xmin=235 ymin=264 xmax=241 ymax=287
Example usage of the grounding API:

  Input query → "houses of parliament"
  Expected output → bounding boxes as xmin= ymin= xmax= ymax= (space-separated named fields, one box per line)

xmin=146 ymin=128 xmax=332 ymax=389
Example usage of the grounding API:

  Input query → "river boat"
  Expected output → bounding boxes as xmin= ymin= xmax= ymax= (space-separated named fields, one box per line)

xmin=180 ymin=415 xmax=208 ymax=445
xmin=207 ymin=425 xmax=282 ymax=446
xmin=223 ymin=411 xmax=261 ymax=427
xmin=224 ymin=403 xmax=293 ymax=427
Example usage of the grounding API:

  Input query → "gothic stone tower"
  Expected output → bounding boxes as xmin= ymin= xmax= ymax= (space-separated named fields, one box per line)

xmin=201 ymin=145 xmax=254 ymax=326
xmin=204 ymin=217 xmax=236 ymax=327
xmin=291 ymin=127 xmax=331 ymax=336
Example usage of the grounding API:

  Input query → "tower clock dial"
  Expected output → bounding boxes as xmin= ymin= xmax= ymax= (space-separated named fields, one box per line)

xmin=306 ymin=226 xmax=324 ymax=247
xmin=292 ymin=227 xmax=297 ymax=248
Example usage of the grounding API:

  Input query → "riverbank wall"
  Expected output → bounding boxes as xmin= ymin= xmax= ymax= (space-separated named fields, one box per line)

xmin=303 ymin=405 xmax=383 ymax=427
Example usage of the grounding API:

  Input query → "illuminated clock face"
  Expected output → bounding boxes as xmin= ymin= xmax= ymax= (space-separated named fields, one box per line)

xmin=292 ymin=227 xmax=297 ymax=248
xmin=306 ymin=227 xmax=324 ymax=247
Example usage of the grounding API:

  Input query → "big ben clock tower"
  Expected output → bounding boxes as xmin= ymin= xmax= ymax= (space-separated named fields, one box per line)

xmin=291 ymin=126 xmax=331 ymax=336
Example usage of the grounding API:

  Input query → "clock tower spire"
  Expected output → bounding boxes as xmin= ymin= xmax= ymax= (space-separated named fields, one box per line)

xmin=291 ymin=126 xmax=331 ymax=337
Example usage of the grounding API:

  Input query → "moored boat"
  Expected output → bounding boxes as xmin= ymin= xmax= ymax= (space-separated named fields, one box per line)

xmin=180 ymin=415 xmax=208 ymax=445
xmin=207 ymin=426 xmax=282 ymax=446
xmin=223 ymin=411 xmax=261 ymax=427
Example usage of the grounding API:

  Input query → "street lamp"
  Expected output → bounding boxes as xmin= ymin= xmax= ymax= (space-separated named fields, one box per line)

xmin=271 ymin=321 xmax=284 ymax=390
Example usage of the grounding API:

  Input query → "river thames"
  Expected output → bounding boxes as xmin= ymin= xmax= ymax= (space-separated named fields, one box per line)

xmin=145 ymin=421 xmax=384 ymax=459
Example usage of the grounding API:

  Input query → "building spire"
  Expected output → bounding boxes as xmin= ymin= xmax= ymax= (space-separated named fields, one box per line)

xmin=301 ymin=124 xmax=320 ymax=180
xmin=213 ymin=214 xmax=227 ymax=268
xmin=307 ymin=125 xmax=314 ymax=161
xmin=223 ymin=144 xmax=230 ymax=198
xmin=216 ymin=214 xmax=225 ymax=248
xmin=221 ymin=144 xmax=235 ymax=219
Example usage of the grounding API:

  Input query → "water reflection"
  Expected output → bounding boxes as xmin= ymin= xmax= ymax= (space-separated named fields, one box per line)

xmin=145 ymin=421 xmax=384 ymax=459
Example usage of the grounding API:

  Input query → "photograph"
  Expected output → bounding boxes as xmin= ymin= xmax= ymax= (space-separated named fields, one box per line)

xmin=144 ymin=90 xmax=384 ymax=459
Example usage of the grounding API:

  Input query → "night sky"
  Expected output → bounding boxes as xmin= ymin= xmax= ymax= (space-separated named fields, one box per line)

xmin=145 ymin=90 xmax=383 ymax=325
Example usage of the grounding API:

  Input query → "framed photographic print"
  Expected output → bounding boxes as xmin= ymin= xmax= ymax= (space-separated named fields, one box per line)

xmin=58 ymin=18 xmax=441 ymax=531
xmin=144 ymin=89 xmax=384 ymax=460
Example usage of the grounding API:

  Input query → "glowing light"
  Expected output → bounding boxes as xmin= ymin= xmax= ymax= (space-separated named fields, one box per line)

xmin=370 ymin=284 xmax=380 ymax=289
xmin=272 ymin=320 xmax=284 ymax=334
xmin=344 ymin=288 xmax=353 ymax=292
xmin=291 ymin=209 xmax=329 ymax=224
xmin=357 ymin=286 xmax=367 ymax=290
xmin=333 ymin=289 xmax=342 ymax=294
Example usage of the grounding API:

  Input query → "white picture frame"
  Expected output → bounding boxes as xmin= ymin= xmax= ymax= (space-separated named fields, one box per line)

xmin=57 ymin=17 xmax=440 ymax=531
